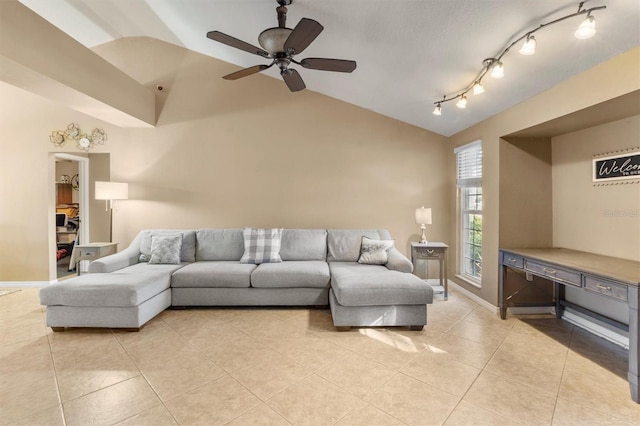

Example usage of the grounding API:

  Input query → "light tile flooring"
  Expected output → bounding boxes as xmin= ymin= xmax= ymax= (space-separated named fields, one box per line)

xmin=1 ymin=287 xmax=638 ymax=425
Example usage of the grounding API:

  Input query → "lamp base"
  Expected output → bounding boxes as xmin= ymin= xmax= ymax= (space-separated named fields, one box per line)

xmin=419 ymin=227 xmax=428 ymax=244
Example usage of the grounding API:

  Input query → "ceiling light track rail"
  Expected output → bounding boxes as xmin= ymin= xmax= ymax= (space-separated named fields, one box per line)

xmin=432 ymin=2 xmax=606 ymax=116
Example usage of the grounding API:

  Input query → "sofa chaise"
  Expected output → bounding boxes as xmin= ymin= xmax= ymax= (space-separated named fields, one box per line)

xmin=40 ymin=228 xmax=434 ymax=331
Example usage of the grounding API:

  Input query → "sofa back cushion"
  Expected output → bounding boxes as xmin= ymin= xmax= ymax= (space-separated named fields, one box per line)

xmin=196 ymin=229 xmax=244 ymax=261
xmin=327 ymin=229 xmax=391 ymax=262
xmin=139 ymin=230 xmax=196 ymax=263
xmin=280 ymin=229 xmax=327 ymax=261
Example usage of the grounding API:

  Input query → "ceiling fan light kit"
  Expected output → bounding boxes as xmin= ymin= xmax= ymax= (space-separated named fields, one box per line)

xmin=433 ymin=1 xmax=605 ymax=116
xmin=206 ymin=0 xmax=356 ymax=92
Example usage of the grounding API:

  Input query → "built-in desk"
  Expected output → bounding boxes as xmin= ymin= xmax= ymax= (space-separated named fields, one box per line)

xmin=499 ymin=247 xmax=640 ymax=403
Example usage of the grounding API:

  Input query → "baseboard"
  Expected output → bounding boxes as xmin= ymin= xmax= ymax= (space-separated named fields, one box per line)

xmin=0 ymin=281 xmax=52 ymax=288
xmin=447 ymin=280 xmax=498 ymax=314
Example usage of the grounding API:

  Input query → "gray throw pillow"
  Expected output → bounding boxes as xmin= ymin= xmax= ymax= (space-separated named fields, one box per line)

xmin=239 ymin=228 xmax=283 ymax=264
xmin=148 ymin=234 xmax=183 ymax=264
xmin=357 ymin=236 xmax=394 ymax=265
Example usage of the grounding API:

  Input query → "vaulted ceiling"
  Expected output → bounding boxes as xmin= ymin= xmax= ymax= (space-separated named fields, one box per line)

xmin=18 ymin=0 xmax=640 ymax=136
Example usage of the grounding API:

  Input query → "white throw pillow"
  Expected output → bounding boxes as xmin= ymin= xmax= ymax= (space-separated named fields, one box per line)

xmin=239 ymin=228 xmax=283 ymax=264
xmin=148 ymin=234 xmax=183 ymax=264
xmin=357 ymin=236 xmax=394 ymax=265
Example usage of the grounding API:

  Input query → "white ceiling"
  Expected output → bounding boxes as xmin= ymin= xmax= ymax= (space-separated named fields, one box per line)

xmin=18 ymin=0 xmax=640 ymax=136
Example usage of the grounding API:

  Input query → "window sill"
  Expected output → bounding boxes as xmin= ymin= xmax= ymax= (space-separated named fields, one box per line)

xmin=455 ymin=274 xmax=481 ymax=289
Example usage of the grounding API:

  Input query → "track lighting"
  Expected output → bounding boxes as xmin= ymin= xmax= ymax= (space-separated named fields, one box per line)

xmin=432 ymin=2 xmax=605 ymax=116
xmin=519 ymin=35 xmax=537 ymax=55
xmin=575 ymin=14 xmax=596 ymax=39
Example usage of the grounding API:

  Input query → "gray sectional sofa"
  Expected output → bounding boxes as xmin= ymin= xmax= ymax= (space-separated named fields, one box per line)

xmin=40 ymin=228 xmax=434 ymax=331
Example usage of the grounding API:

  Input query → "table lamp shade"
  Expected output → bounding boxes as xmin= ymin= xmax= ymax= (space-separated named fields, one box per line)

xmin=415 ymin=207 xmax=432 ymax=225
xmin=95 ymin=181 xmax=129 ymax=200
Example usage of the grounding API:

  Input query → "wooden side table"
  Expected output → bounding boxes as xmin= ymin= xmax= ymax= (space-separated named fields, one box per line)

xmin=411 ymin=242 xmax=449 ymax=300
xmin=73 ymin=242 xmax=118 ymax=274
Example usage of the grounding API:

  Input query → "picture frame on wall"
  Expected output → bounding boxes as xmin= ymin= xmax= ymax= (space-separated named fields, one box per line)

xmin=592 ymin=149 xmax=640 ymax=183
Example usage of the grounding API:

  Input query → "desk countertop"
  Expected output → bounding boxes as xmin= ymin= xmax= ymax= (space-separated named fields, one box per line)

xmin=501 ymin=247 xmax=640 ymax=287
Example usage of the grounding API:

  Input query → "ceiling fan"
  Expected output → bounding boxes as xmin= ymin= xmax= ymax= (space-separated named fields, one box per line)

xmin=206 ymin=0 xmax=357 ymax=92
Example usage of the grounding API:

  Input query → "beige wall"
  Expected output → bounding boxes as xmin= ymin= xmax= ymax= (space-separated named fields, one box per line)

xmin=499 ymin=137 xmax=553 ymax=249
xmin=552 ymin=115 xmax=640 ymax=261
xmin=448 ymin=47 xmax=640 ymax=305
xmin=0 ymin=37 xmax=448 ymax=281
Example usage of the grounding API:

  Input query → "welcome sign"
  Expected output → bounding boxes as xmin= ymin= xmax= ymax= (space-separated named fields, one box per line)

xmin=593 ymin=150 xmax=640 ymax=182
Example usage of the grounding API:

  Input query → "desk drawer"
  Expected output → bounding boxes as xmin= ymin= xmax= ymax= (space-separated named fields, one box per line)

xmin=525 ymin=259 xmax=581 ymax=287
xmin=414 ymin=248 xmax=444 ymax=259
xmin=80 ymin=248 xmax=100 ymax=260
xmin=584 ymin=275 xmax=627 ymax=302
xmin=502 ymin=253 xmax=524 ymax=269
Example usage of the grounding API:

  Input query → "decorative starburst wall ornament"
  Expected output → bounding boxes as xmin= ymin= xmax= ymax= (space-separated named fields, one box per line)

xmin=49 ymin=123 xmax=108 ymax=151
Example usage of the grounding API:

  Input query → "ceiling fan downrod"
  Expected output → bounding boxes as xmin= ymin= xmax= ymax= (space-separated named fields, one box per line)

xmin=276 ymin=0 xmax=292 ymax=28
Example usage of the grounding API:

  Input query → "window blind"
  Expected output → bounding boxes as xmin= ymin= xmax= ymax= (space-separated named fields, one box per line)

xmin=455 ymin=141 xmax=482 ymax=188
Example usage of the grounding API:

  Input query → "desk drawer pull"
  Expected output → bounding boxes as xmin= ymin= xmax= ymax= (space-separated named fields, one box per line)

xmin=543 ymin=267 xmax=557 ymax=275
xmin=508 ymin=258 xmax=518 ymax=263
xmin=596 ymin=284 xmax=612 ymax=291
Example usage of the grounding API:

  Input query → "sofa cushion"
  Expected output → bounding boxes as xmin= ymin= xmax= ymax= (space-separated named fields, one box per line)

xmin=196 ymin=229 xmax=244 ymax=261
xmin=329 ymin=262 xmax=433 ymax=307
xmin=251 ymin=261 xmax=330 ymax=289
xmin=139 ymin=230 xmax=196 ymax=263
xmin=357 ymin=236 xmax=394 ymax=265
xmin=171 ymin=261 xmax=256 ymax=288
xmin=239 ymin=228 xmax=283 ymax=264
xmin=327 ymin=229 xmax=384 ymax=262
xmin=280 ymin=229 xmax=327 ymax=261
xmin=149 ymin=234 xmax=183 ymax=264
xmin=39 ymin=264 xmax=183 ymax=307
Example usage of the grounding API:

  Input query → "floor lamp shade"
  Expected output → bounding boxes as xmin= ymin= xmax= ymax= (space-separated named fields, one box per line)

xmin=95 ymin=181 xmax=128 ymax=242
xmin=95 ymin=181 xmax=129 ymax=201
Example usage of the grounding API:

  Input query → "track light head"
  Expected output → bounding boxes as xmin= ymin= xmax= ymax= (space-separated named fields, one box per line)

xmin=519 ymin=35 xmax=537 ymax=55
xmin=490 ymin=61 xmax=504 ymax=79
xmin=575 ymin=14 xmax=596 ymax=39
xmin=433 ymin=103 xmax=442 ymax=116
xmin=473 ymin=81 xmax=485 ymax=95
xmin=456 ymin=95 xmax=468 ymax=109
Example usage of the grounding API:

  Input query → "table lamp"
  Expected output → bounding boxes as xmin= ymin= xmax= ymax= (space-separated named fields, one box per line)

xmin=95 ymin=181 xmax=128 ymax=242
xmin=415 ymin=206 xmax=432 ymax=244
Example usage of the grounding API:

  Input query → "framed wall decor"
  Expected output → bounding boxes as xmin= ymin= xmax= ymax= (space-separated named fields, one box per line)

xmin=592 ymin=149 xmax=640 ymax=183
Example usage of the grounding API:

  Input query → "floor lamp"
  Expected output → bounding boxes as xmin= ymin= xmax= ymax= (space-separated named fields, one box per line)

xmin=95 ymin=181 xmax=128 ymax=242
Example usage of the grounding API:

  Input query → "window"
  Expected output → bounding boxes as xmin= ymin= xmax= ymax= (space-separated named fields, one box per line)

xmin=455 ymin=141 xmax=482 ymax=284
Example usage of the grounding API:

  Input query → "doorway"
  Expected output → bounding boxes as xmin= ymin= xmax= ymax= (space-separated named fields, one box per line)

xmin=54 ymin=153 xmax=89 ymax=279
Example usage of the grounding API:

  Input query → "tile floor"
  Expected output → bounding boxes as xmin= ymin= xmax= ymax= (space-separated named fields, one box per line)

xmin=1 ymin=287 xmax=638 ymax=425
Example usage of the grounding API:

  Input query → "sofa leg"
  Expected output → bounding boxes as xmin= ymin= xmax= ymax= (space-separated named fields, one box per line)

xmin=51 ymin=327 xmax=65 ymax=332
xmin=335 ymin=326 xmax=351 ymax=331
xmin=408 ymin=325 xmax=424 ymax=331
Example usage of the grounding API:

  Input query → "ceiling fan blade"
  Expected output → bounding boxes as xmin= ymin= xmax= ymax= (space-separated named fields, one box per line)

xmin=281 ymin=69 xmax=306 ymax=92
xmin=223 ymin=64 xmax=273 ymax=80
xmin=207 ymin=31 xmax=269 ymax=58
xmin=299 ymin=58 xmax=357 ymax=73
xmin=284 ymin=18 xmax=323 ymax=55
